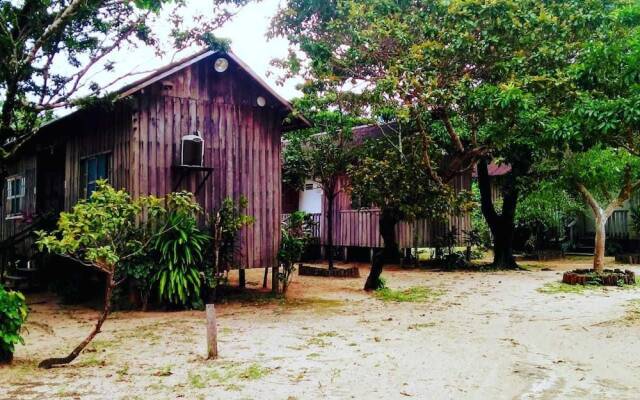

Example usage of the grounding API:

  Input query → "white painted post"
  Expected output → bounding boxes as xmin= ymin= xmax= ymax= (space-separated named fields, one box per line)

xmin=206 ymin=304 xmax=218 ymax=359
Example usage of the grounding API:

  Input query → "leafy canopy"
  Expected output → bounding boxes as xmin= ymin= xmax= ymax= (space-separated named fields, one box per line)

xmin=0 ymin=284 xmax=28 ymax=357
xmin=36 ymin=181 xmax=163 ymax=272
xmin=0 ymin=0 xmax=249 ymax=153
xmin=272 ymin=0 xmax=621 ymax=179
xmin=563 ymin=147 xmax=640 ymax=207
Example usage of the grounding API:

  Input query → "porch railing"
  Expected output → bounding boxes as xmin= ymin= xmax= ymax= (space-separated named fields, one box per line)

xmin=281 ymin=213 xmax=322 ymax=239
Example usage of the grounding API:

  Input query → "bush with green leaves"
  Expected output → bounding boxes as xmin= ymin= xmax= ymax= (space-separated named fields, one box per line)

xmin=278 ymin=212 xmax=316 ymax=294
xmin=206 ymin=196 xmax=254 ymax=293
xmin=0 ymin=284 xmax=28 ymax=364
xmin=153 ymin=192 xmax=210 ymax=308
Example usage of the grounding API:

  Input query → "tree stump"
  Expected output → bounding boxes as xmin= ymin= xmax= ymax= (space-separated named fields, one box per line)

xmin=298 ymin=264 xmax=360 ymax=278
xmin=562 ymin=269 xmax=636 ymax=286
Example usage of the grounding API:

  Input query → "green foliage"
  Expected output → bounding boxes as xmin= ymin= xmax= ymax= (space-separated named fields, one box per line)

xmin=37 ymin=182 xmax=211 ymax=309
xmin=469 ymin=182 xmax=493 ymax=249
xmin=563 ymin=147 xmax=640 ymax=206
xmin=37 ymin=181 xmax=163 ymax=272
xmin=516 ymin=180 xmax=582 ymax=251
xmin=153 ymin=192 xmax=209 ymax=307
xmin=207 ymin=196 xmax=254 ymax=278
xmin=374 ymin=286 xmax=445 ymax=303
xmin=0 ymin=284 xmax=28 ymax=361
xmin=278 ymin=211 xmax=316 ymax=294
xmin=272 ymin=0 xmax=620 ymax=170
xmin=349 ymin=131 xmax=472 ymax=223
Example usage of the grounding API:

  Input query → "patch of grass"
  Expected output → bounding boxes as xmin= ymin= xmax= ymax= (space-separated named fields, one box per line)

xmin=622 ymin=299 xmax=640 ymax=325
xmin=239 ymin=363 xmax=270 ymax=380
xmin=537 ymin=282 xmax=596 ymax=294
xmin=539 ymin=275 xmax=640 ymax=294
xmin=316 ymin=331 xmax=339 ymax=338
xmin=153 ymin=365 xmax=173 ymax=377
xmin=224 ymin=383 xmax=243 ymax=392
xmin=374 ymin=286 xmax=445 ymax=303
xmin=408 ymin=322 xmax=437 ymax=330
xmin=306 ymin=337 xmax=329 ymax=347
xmin=277 ymin=297 xmax=344 ymax=314
xmin=116 ymin=363 xmax=129 ymax=379
xmin=188 ymin=371 xmax=207 ymax=389
xmin=76 ymin=353 xmax=105 ymax=367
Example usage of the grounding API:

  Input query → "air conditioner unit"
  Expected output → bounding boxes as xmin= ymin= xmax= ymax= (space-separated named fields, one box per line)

xmin=181 ymin=133 xmax=204 ymax=167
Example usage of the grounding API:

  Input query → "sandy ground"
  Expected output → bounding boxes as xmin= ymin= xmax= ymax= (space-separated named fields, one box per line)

xmin=2 ymin=256 xmax=640 ymax=400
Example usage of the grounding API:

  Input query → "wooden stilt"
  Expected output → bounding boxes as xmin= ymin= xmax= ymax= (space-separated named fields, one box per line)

xmin=271 ymin=264 xmax=279 ymax=294
xmin=262 ymin=267 xmax=269 ymax=288
xmin=206 ymin=304 xmax=218 ymax=359
xmin=239 ymin=268 xmax=246 ymax=288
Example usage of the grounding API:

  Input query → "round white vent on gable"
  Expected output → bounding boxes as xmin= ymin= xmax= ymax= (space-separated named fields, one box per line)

xmin=214 ymin=57 xmax=229 ymax=73
xmin=257 ymin=96 xmax=267 ymax=107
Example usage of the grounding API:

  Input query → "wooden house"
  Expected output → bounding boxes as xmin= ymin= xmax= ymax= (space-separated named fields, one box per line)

xmin=283 ymin=125 xmax=473 ymax=260
xmin=1 ymin=50 xmax=309 ymax=276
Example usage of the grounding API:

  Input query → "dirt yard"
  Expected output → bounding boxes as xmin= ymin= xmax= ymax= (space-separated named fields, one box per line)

xmin=2 ymin=256 xmax=640 ymax=400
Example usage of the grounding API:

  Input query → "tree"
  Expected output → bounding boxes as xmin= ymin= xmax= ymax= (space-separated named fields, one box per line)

xmin=36 ymin=181 xmax=164 ymax=368
xmin=0 ymin=0 xmax=247 ymax=174
xmin=544 ymin=2 xmax=640 ymax=272
xmin=349 ymin=128 xmax=470 ymax=290
xmin=283 ymin=95 xmax=360 ymax=269
xmin=271 ymin=0 xmax=622 ymax=269
xmin=562 ymin=148 xmax=640 ymax=272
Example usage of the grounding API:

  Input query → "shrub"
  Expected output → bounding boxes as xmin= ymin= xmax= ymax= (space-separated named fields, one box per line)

xmin=205 ymin=196 xmax=254 ymax=296
xmin=0 ymin=284 xmax=28 ymax=364
xmin=279 ymin=212 xmax=316 ymax=294
xmin=153 ymin=192 xmax=209 ymax=307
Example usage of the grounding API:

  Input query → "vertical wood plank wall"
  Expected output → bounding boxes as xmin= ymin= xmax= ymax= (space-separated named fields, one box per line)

xmin=318 ymin=172 xmax=472 ymax=249
xmin=63 ymin=102 xmax=133 ymax=210
xmin=125 ymin=57 xmax=284 ymax=269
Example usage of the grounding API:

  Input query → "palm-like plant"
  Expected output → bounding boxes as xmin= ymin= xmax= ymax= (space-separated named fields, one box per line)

xmin=154 ymin=193 xmax=209 ymax=306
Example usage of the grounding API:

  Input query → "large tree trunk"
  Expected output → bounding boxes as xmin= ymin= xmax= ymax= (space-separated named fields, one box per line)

xmin=326 ymin=193 xmax=335 ymax=269
xmin=364 ymin=209 xmax=399 ymax=291
xmin=39 ymin=274 xmax=115 ymax=369
xmin=593 ymin=214 xmax=607 ymax=274
xmin=477 ymin=159 xmax=520 ymax=269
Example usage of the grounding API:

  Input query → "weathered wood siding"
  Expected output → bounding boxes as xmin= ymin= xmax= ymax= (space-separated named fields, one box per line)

xmin=62 ymin=102 xmax=133 ymax=210
xmin=317 ymin=172 xmax=472 ymax=249
xmin=0 ymin=155 xmax=38 ymax=255
xmin=127 ymin=55 xmax=284 ymax=269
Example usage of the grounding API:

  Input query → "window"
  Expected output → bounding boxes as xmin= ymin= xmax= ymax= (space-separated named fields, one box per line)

xmin=6 ymin=176 xmax=25 ymax=217
xmin=80 ymin=153 xmax=111 ymax=199
xmin=305 ymin=183 xmax=315 ymax=191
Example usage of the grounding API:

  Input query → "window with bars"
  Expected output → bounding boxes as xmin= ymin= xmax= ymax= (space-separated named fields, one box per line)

xmin=80 ymin=153 xmax=111 ymax=199
xmin=6 ymin=176 xmax=25 ymax=217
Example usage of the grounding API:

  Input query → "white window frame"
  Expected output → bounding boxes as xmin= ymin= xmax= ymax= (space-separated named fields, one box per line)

xmin=6 ymin=176 xmax=26 ymax=219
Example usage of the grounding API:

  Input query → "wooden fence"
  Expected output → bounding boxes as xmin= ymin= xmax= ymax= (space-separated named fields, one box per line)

xmin=606 ymin=210 xmax=630 ymax=239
